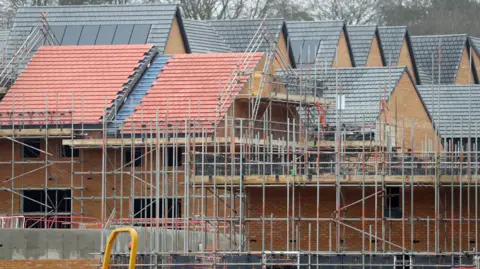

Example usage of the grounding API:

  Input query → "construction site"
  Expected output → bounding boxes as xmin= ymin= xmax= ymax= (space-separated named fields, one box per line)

xmin=0 ymin=4 xmax=480 ymax=268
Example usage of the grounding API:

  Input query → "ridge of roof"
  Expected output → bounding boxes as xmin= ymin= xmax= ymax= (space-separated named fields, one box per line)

xmin=348 ymin=24 xmax=378 ymax=28
xmin=206 ymin=18 xmax=284 ymax=22
xmin=412 ymin=34 xmax=468 ymax=38
xmin=287 ymin=20 xmax=344 ymax=24
xmin=18 ymin=3 xmax=178 ymax=9
xmin=378 ymin=25 xmax=407 ymax=29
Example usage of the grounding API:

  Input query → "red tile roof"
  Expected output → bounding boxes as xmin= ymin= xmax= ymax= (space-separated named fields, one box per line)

xmin=124 ymin=53 xmax=263 ymax=132
xmin=0 ymin=44 xmax=152 ymax=126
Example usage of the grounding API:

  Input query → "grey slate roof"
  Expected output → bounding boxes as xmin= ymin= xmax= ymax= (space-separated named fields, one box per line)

xmin=411 ymin=34 xmax=467 ymax=85
xmin=282 ymin=67 xmax=411 ymax=125
xmin=7 ymin=4 xmax=183 ymax=59
xmin=469 ymin=36 xmax=480 ymax=57
xmin=346 ymin=25 xmax=380 ymax=67
xmin=286 ymin=20 xmax=346 ymax=67
xmin=417 ymin=85 xmax=480 ymax=138
xmin=0 ymin=30 xmax=8 ymax=64
xmin=378 ymin=26 xmax=407 ymax=66
xmin=0 ymin=30 xmax=8 ymax=42
xmin=183 ymin=20 xmax=231 ymax=53
xmin=0 ymin=29 xmax=8 ymax=50
xmin=207 ymin=19 xmax=284 ymax=53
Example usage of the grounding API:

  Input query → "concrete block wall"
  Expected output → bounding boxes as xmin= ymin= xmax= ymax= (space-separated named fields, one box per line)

xmin=0 ymin=228 xmax=228 ymax=260
xmin=0 ymin=259 xmax=99 ymax=269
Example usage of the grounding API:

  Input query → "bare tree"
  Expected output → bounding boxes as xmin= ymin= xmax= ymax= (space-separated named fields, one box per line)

xmin=162 ymin=0 xmax=311 ymax=20
xmin=310 ymin=0 xmax=381 ymax=24
xmin=379 ymin=0 xmax=480 ymax=36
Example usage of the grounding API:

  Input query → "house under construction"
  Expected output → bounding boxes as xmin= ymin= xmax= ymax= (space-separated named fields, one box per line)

xmin=0 ymin=4 xmax=480 ymax=269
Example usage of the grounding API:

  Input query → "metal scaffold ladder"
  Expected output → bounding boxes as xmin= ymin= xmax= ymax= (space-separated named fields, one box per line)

xmin=250 ymin=20 xmax=278 ymax=121
xmin=215 ymin=17 xmax=269 ymax=121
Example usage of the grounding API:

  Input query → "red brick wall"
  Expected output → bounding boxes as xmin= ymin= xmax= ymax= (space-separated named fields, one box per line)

xmin=247 ymin=186 xmax=478 ymax=252
xmin=0 ymin=259 xmax=99 ymax=269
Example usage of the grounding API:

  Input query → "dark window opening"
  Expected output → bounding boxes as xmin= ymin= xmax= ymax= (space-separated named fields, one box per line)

xmin=61 ymin=145 xmax=79 ymax=158
xmin=134 ymin=198 xmax=181 ymax=219
xmin=167 ymin=147 xmax=183 ymax=167
xmin=23 ymin=189 xmax=71 ymax=213
xmin=385 ymin=187 xmax=402 ymax=218
xmin=125 ymin=148 xmax=143 ymax=167
xmin=22 ymin=139 xmax=41 ymax=158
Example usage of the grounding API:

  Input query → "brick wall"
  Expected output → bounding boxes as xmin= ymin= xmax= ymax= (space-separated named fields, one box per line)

xmin=0 ymin=259 xmax=99 ymax=269
xmin=332 ymin=31 xmax=353 ymax=68
xmin=456 ymin=48 xmax=475 ymax=84
xmin=365 ymin=35 xmax=384 ymax=67
xmin=247 ymin=186 xmax=478 ymax=252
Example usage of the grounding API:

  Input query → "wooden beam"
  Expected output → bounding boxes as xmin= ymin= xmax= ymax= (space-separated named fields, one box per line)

xmin=191 ymin=175 xmax=470 ymax=185
xmin=63 ymin=136 xmax=379 ymax=149
xmin=0 ymin=128 xmax=72 ymax=136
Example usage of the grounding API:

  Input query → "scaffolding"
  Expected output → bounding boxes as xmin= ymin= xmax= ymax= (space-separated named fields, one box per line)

xmin=0 ymin=18 xmax=479 ymax=268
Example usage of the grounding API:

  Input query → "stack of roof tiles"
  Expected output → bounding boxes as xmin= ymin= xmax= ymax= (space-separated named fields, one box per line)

xmin=0 ymin=44 xmax=152 ymax=126
xmin=124 ymin=53 xmax=264 ymax=132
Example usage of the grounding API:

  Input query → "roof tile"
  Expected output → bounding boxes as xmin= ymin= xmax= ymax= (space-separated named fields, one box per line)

xmin=124 ymin=52 xmax=264 ymax=132
xmin=411 ymin=34 xmax=467 ymax=84
xmin=417 ymin=84 xmax=480 ymax=138
xmin=347 ymin=25 xmax=378 ymax=67
xmin=378 ymin=26 xmax=407 ymax=66
xmin=0 ymin=44 xmax=152 ymax=126
xmin=286 ymin=20 xmax=344 ymax=67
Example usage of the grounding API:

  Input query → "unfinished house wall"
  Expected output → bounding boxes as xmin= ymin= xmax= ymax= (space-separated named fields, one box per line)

xmin=0 ymin=137 xmax=191 ymax=223
xmin=473 ymin=49 xmax=480 ymax=80
xmin=456 ymin=48 xmax=475 ymax=84
xmin=0 ymin=259 xmax=99 ymax=269
xmin=397 ymin=39 xmax=417 ymax=84
xmin=247 ymin=187 xmax=476 ymax=252
xmin=365 ymin=35 xmax=384 ymax=67
xmin=273 ymin=31 xmax=292 ymax=69
xmin=164 ymin=16 xmax=187 ymax=54
xmin=332 ymin=31 xmax=353 ymax=68
xmin=386 ymin=72 xmax=439 ymax=151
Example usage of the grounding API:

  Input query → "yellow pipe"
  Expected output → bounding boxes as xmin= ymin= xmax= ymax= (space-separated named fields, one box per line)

xmin=101 ymin=228 xmax=138 ymax=269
